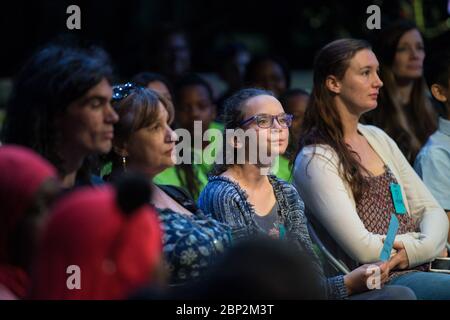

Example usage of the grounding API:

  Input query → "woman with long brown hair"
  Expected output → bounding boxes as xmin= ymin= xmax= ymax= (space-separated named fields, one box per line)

xmin=364 ymin=20 xmax=438 ymax=163
xmin=293 ymin=38 xmax=450 ymax=299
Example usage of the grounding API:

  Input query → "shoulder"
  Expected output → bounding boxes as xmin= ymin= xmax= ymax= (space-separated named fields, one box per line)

xmin=358 ymin=123 xmax=395 ymax=145
xmin=269 ymin=175 xmax=304 ymax=207
xmin=293 ymin=144 xmax=340 ymax=176
xmin=295 ymin=144 xmax=339 ymax=164
xmin=358 ymin=123 xmax=406 ymax=159
xmin=157 ymin=184 xmax=205 ymax=215
xmin=202 ymin=176 xmax=241 ymax=196
xmin=357 ymin=123 xmax=387 ymax=136
xmin=416 ymin=142 xmax=450 ymax=167
xmin=270 ymin=175 xmax=298 ymax=195
xmin=297 ymin=143 xmax=336 ymax=157
xmin=422 ymin=131 xmax=450 ymax=154
xmin=198 ymin=176 xmax=245 ymax=206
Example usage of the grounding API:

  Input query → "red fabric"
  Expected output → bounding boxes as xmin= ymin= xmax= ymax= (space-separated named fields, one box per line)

xmin=31 ymin=186 xmax=163 ymax=300
xmin=0 ymin=145 xmax=57 ymax=298
xmin=0 ymin=145 xmax=57 ymax=238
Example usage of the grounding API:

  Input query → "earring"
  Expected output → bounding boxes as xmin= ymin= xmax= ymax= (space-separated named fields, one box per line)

xmin=122 ymin=156 xmax=127 ymax=172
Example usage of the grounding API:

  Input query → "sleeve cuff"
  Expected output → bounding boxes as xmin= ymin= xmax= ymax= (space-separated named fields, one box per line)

xmin=327 ymin=275 xmax=348 ymax=300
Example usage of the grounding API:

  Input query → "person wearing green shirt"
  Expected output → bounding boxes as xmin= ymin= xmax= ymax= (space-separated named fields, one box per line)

xmin=273 ymin=89 xmax=310 ymax=182
xmin=154 ymin=74 xmax=220 ymax=200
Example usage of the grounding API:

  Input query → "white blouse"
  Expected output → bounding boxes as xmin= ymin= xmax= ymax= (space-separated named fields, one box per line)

xmin=293 ymin=124 xmax=448 ymax=268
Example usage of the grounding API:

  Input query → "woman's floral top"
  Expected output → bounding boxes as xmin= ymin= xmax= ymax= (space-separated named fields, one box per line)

xmin=158 ymin=208 xmax=232 ymax=285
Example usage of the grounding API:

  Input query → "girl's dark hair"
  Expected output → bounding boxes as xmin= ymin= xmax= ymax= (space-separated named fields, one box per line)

xmin=1 ymin=44 xmax=113 ymax=176
xmin=424 ymin=49 xmax=450 ymax=118
xmin=295 ymin=38 xmax=372 ymax=202
xmin=424 ymin=49 xmax=450 ymax=90
xmin=364 ymin=20 xmax=437 ymax=163
xmin=107 ymin=86 xmax=174 ymax=179
xmin=211 ymin=88 xmax=274 ymax=176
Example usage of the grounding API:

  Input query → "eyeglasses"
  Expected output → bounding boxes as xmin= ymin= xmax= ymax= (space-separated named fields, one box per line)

xmin=240 ymin=113 xmax=293 ymax=129
xmin=112 ymin=82 xmax=138 ymax=102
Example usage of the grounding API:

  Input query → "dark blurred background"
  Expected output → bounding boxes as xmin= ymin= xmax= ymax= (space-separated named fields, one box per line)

xmin=0 ymin=0 xmax=449 ymax=103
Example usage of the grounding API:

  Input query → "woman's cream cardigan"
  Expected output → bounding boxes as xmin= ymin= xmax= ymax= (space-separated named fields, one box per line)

xmin=293 ymin=124 xmax=448 ymax=268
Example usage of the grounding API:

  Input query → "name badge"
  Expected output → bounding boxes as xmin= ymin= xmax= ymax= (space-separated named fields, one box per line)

xmin=390 ymin=183 xmax=406 ymax=215
xmin=279 ymin=224 xmax=286 ymax=240
xmin=380 ymin=214 xmax=399 ymax=261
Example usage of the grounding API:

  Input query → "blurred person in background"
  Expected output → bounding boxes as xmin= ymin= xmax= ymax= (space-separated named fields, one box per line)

xmin=364 ymin=20 xmax=438 ymax=164
xmin=1 ymin=44 xmax=118 ymax=188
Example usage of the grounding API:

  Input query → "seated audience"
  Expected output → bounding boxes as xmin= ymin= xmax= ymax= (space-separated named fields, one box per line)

xmin=199 ymin=88 xmax=416 ymax=300
xmin=414 ymin=49 xmax=450 ymax=244
xmin=154 ymin=74 xmax=221 ymax=200
xmin=293 ymin=38 xmax=450 ymax=299
xmin=107 ymin=84 xmax=232 ymax=285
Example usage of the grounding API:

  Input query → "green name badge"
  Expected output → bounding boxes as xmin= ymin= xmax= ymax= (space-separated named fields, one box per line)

xmin=390 ymin=183 xmax=406 ymax=215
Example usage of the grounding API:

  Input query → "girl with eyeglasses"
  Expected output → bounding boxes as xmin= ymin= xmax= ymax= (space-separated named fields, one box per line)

xmin=198 ymin=88 xmax=416 ymax=299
